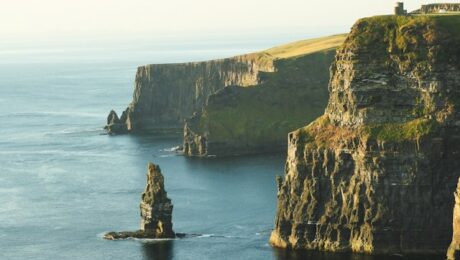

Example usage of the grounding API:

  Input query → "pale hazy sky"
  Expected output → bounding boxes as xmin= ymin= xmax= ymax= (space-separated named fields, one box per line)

xmin=2 ymin=0 xmax=460 ymax=39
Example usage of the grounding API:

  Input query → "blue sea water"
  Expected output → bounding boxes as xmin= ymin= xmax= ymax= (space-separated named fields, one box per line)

xmin=0 ymin=36 xmax=444 ymax=260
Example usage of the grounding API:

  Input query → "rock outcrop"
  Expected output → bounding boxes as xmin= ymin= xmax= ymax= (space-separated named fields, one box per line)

xmin=104 ymin=110 xmax=128 ymax=134
xmin=105 ymin=35 xmax=345 ymax=136
xmin=183 ymin=36 xmax=345 ymax=156
xmin=271 ymin=15 xmax=460 ymax=254
xmin=104 ymin=162 xmax=175 ymax=239
xmin=448 ymin=178 xmax=460 ymax=260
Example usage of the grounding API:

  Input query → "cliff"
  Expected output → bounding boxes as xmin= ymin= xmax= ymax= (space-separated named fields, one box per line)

xmin=105 ymin=35 xmax=345 ymax=134
xmin=183 ymin=36 xmax=345 ymax=156
xmin=448 ymin=178 xmax=460 ymax=260
xmin=270 ymin=15 xmax=460 ymax=254
xmin=104 ymin=162 xmax=175 ymax=239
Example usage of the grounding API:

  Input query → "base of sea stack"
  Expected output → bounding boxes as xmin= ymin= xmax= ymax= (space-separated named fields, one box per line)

xmin=104 ymin=230 xmax=179 ymax=240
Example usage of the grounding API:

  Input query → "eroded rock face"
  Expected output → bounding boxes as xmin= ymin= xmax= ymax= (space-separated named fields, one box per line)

xmin=448 ymin=178 xmax=460 ymax=260
xmin=106 ymin=54 xmax=275 ymax=134
xmin=139 ymin=163 xmax=174 ymax=237
xmin=104 ymin=110 xmax=128 ymax=134
xmin=104 ymin=162 xmax=175 ymax=239
xmin=271 ymin=15 xmax=460 ymax=254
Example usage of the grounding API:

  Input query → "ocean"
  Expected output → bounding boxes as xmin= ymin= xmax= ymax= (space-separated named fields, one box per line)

xmin=0 ymin=35 xmax=443 ymax=260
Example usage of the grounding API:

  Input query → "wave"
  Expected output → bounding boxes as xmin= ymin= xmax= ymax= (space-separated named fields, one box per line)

xmin=157 ymin=154 xmax=177 ymax=158
xmin=160 ymin=146 xmax=182 ymax=153
xmin=195 ymin=234 xmax=242 ymax=239
xmin=96 ymin=232 xmax=177 ymax=242
xmin=97 ymin=232 xmax=241 ymax=241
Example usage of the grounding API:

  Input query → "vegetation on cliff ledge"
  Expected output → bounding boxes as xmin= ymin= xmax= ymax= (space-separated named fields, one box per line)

xmin=298 ymin=116 xmax=439 ymax=148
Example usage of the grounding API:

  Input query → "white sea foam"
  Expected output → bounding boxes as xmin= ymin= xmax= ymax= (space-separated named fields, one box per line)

xmin=161 ymin=146 xmax=182 ymax=152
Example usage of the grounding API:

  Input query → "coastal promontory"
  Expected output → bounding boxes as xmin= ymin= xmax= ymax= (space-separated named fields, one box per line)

xmin=271 ymin=15 xmax=460 ymax=254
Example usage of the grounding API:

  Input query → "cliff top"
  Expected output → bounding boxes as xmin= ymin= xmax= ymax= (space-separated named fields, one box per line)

xmin=348 ymin=14 xmax=460 ymax=45
xmin=140 ymin=34 xmax=346 ymax=68
xmin=306 ymin=13 xmax=460 ymax=144
xmin=260 ymin=34 xmax=347 ymax=59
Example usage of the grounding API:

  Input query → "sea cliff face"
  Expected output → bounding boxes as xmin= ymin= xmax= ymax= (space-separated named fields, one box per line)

xmin=271 ymin=15 xmax=460 ymax=254
xmin=183 ymin=49 xmax=337 ymax=156
xmin=106 ymin=53 xmax=275 ymax=133
xmin=105 ymin=35 xmax=345 ymax=138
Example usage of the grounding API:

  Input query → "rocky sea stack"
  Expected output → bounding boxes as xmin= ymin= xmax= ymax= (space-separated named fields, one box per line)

xmin=104 ymin=163 xmax=175 ymax=239
xmin=271 ymin=15 xmax=460 ymax=254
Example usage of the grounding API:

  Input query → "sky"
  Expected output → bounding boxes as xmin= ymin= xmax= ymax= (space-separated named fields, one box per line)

xmin=3 ymin=0 xmax=460 ymax=39
xmin=2 ymin=0 xmax=460 ymax=60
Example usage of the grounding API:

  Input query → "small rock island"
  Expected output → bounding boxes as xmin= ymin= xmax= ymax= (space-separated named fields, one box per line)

xmin=104 ymin=163 xmax=175 ymax=239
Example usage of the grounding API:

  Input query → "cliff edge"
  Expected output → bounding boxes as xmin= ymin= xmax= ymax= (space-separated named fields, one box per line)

xmin=271 ymin=15 xmax=460 ymax=254
xmin=105 ymin=35 xmax=345 ymax=134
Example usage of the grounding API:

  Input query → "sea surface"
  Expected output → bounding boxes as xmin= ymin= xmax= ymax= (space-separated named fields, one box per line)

xmin=0 ymin=36 xmax=443 ymax=260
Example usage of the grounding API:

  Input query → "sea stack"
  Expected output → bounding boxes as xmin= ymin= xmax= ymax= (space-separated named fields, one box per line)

xmin=104 ymin=162 xmax=175 ymax=239
xmin=448 ymin=178 xmax=460 ymax=260
xmin=270 ymin=15 xmax=460 ymax=254
xmin=104 ymin=110 xmax=128 ymax=135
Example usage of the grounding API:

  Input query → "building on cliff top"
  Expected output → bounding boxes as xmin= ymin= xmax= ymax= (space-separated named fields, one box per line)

xmin=394 ymin=2 xmax=407 ymax=15
xmin=412 ymin=3 xmax=460 ymax=14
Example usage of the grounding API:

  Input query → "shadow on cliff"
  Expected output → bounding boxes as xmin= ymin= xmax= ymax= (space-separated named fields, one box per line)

xmin=142 ymin=241 xmax=174 ymax=260
xmin=272 ymin=248 xmax=444 ymax=260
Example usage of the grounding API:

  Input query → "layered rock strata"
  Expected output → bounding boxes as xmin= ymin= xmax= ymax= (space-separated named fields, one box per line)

xmin=105 ymin=54 xmax=275 ymax=134
xmin=104 ymin=162 xmax=175 ymax=239
xmin=271 ymin=15 xmax=460 ymax=254
xmin=447 ymin=178 xmax=460 ymax=260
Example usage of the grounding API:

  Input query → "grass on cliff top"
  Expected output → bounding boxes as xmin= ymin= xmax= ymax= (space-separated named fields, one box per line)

xmin=261 ymin=34 xmax=347 ymax=59
xmin=349 ymin=14 xmax=460 ymax=47
xmin=342 ymin=14 xmax=460 ymax=72
xmin=238 ymin=34 xmax=346 ymax=68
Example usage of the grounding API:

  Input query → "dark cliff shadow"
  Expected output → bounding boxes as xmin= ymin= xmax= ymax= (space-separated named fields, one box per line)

xmin=142 ymin=240 xmax=174 ymax=260
xmin=273 ymin=248 xmax=353 ymax=260
xmin=272 ymin=248 xmax=445 ymax=260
